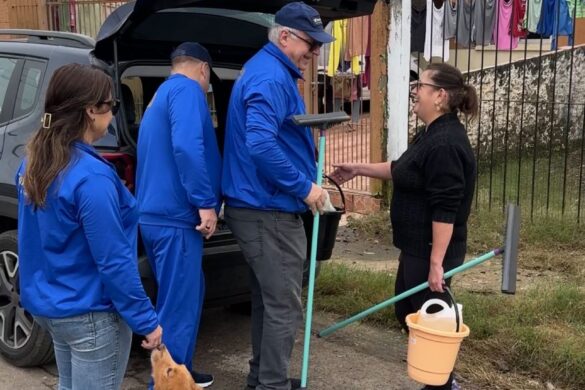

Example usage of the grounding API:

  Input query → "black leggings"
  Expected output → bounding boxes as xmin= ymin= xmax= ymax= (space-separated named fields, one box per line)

xmin=394 ymin=251 xmax=465 ymax=389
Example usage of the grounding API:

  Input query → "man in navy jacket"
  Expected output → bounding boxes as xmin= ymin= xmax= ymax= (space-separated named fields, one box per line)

xmin=136 ymin=42 xmax=221 ymax=388
xmin=222 ymin=3 xmax=333 ymax=389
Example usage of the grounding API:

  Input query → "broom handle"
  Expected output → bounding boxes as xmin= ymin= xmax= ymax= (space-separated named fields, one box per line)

xmin=300 ymin=130 xmax=327 ymax=389
xmin=317 ymin=248 xmax=504 ymax=338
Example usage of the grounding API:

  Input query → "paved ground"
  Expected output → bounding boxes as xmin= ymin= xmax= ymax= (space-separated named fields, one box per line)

xmin=0 ymin=307 xmax=420 ymax=390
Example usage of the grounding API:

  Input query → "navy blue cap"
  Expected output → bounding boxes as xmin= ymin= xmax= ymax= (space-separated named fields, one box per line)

xmin=274 ymin=2 xmax=334 ymax=44
xmin=171 ymin=42 xmax=213 ymax=68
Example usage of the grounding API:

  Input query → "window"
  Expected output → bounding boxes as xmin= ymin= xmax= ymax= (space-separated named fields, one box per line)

xmin=13 ymin=60 xmax=46 ymax=119
xmin=0 ymin=57 xmax=19 ymax=123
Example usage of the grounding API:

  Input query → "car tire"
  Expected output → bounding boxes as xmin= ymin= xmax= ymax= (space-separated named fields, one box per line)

xmin=0 ymin=230 xmax=54 ymax=367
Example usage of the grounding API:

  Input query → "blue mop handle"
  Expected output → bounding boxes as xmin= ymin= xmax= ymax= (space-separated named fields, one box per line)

xmin=317 ymin=248 xmax=504 ymax=338
xmin=300 ymin=130 xmax=326 ymax=389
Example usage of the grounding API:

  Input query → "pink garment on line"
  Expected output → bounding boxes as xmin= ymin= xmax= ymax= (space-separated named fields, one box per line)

xmin=494 ymin=0 xmax=519 ymax=49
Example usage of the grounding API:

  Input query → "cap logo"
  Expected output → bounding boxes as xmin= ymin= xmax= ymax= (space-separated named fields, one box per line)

xmin=313 ymin=17 xmax=322 ymax=26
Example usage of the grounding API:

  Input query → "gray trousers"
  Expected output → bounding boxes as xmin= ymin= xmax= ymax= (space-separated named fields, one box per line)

xmin=225 ymin=206 xmax=306 ymax=390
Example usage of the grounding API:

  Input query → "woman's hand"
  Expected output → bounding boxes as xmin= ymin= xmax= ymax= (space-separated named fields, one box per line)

xmin=428 ymin=263 xmax=445 ymax=292
xmin=330 ymin=163 xmax=360 ymax=185
xmin=142 ymin=325 xmax=163 ymax=350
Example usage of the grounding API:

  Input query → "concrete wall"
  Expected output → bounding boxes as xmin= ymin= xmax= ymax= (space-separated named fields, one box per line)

xmin=409 ymin=45 xmax=585 ymax=156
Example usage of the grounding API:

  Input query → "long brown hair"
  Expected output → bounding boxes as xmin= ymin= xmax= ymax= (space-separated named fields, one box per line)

xmin=23 ymin=64 xmax=112 ymax=207
xmin=426 ymin=63 xmax=479 ymax=118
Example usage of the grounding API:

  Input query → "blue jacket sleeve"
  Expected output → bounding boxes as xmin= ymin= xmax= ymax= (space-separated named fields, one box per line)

xmin=76 ymin=174 xmax=158 ymax=335
xmin=168 ymin=82 xmax=217 ymax=210
xmin=244 ymin=80 xmax=313 ymax=199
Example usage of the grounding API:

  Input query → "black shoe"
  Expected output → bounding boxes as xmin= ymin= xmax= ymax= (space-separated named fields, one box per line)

xmin=191 ymin=371 xmax=214 ymax=388
xmin=420 ymin=379 xmax=461 ymax=390
xmin=247 ymin=378 xmax=301 ymax=390
xmin=290 ymin=378 xmax=302 ymax=389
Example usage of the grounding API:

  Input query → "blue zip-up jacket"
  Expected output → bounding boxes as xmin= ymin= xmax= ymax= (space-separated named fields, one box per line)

xmin=222 ymin=43 xmax=316 ymax=213
xmin=16 ymin=142 xmax=158 ymax=335
xmin=137 ymin=74 xmax=222 ymax=228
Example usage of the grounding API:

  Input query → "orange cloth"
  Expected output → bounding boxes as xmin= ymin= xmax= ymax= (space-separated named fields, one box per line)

xmin=346 ymin=16 xmax=369 ymax=59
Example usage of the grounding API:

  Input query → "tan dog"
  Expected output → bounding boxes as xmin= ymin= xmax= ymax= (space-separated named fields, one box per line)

xmin=151 ymin=344 xmax=202 ymax=390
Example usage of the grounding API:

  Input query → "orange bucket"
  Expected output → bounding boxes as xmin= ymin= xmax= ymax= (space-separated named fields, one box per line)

xmin=405 ymin=289 xmax=470 ymax=386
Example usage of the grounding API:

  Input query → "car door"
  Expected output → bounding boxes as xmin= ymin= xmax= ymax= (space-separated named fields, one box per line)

xmin=0 ymin=56 xmax=23 ymax=211
xmin=0 ymin=58 xmax=47 ymax=188
xmin=0 ymin=56 xmax=22 ymax=156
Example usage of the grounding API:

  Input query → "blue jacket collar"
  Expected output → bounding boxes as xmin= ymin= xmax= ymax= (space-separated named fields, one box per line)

xmin=168 ymin=73 xmax=205 ymax=93
xmin=73 ymin=141 xmax=112 ymax=167
xmin=262 ymin=42 xmax=304 ymax=80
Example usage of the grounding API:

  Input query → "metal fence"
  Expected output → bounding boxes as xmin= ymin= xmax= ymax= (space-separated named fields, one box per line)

xmin=9 ymin=0 xmax=585 ymax=220
xmin=409 ymin=0 xmax=585 ymax=222
xmin=46 ymin=0 xmax=127 ymax=38
xmin=306 ymin=16 xmax=376 ymax=194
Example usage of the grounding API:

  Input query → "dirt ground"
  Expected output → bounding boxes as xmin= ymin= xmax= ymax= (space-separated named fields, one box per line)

xmin=0 ymin=307 xmax=421 ymax=390
xmin=0 ymin=215 xmax=565 ymax=390
xmin=331 ymin=215 xmax=566 ymax=294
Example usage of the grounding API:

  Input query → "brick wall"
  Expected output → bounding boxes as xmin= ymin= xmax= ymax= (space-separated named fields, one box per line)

xmin=0 ymin=0 xmax=10 ymax=29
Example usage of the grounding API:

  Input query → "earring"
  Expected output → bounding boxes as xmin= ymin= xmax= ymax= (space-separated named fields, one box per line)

xmin=434 ymin=102 xmax=441 ymax=111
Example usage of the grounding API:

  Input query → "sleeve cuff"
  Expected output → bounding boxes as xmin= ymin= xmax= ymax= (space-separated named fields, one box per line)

xmin=298 ymin=179 xmax=313 ymax=200
xmin=432 ymin=209 xmax=457 ymax=224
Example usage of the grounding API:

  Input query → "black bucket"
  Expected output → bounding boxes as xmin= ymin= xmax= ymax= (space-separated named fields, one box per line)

xmin=301 ymin=176 xmax=346 ymax=261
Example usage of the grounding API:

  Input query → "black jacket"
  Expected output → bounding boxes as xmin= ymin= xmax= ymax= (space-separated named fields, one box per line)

xmin=390 ymin=113 xmax=477 ymax=260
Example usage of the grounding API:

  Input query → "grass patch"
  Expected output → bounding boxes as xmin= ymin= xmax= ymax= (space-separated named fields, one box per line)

xmin=315 ymin=263 xmax=585 ymax=389
xmin=466 ymin=210 xmax=585 ymax=280
xmin=314 ymin=263 xmax=397 ymax=327
xmin=345 ymin=211 xmax=391 ymax=239
xmin=347 ymin=208 xmax=585 ymax=281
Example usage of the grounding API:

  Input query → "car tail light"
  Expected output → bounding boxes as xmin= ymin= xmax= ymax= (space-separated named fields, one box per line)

xmin=101 ymin=152 xmax=136 ymax=193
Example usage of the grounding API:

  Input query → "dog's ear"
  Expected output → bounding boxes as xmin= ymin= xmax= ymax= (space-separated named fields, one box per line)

xmin=166 ymin=367 xmax=175 ymax=378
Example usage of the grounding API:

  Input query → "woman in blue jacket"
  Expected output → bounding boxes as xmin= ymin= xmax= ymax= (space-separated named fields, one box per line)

xmin=16 ymin=64 xmax=162 ymax=390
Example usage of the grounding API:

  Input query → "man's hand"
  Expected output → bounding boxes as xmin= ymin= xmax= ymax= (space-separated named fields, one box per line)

xmin=428 ymin=263 xmax=445 ymax=293
xmin=304 ymin=183 xmax=328 ymax=215
xmin=141 ymin=325 xmax=163 ymax=350
xmin=196 ymin=208 xmax=217 ymax=239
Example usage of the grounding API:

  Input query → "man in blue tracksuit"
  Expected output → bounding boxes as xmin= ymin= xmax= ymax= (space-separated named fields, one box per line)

xmin=222 ymin=3 xmax=334 ymax=390
xmin=136 ymin=42 xmax=221 ymax=388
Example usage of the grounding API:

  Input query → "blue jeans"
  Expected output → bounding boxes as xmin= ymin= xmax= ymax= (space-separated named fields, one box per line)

xmin=34 ymin=312 xmax=132 ymax=390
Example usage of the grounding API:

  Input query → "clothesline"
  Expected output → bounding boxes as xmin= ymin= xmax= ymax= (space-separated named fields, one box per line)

xmin=412 ymin=0 xmax=580 ymax=58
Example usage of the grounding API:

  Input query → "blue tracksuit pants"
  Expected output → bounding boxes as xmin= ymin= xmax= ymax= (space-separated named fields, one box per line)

xmin=140 ymin=225 xmax=205 ymax=381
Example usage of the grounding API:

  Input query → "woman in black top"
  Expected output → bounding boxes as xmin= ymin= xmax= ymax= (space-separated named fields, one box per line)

xmin=330 ymin=63 xmax=478 ymax=390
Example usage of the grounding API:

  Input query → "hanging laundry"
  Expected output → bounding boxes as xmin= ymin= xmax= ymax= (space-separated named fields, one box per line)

xmin=327 ymin=19 xmax=347 ymax=77
xmin=511 ymin=0 xmax=528 ymax=37
xmin=411 ymin=0 xmax=427 ymax=53
xmin=537 ymin=0 xmax=574 ymax=38
xmin=347 ymin=16 xmax=369 ymax=58
xmin=567 ymin=0 xmax=585 ymax=17
xmin=444 ymin=0 xmax=458 ymax=40
xmin=474 ymin=0 xmax=498 ymax=45
xmin=456 ymin=0 xmax=475 ymax=48
xmin=363 ymin=15 xmax=371 ymax=88
xmin=494 ymin=0 xmax=519 ymax=49
xmin=346 ymin=16 xmax=369 ymax=75
xmin=318 ymin=22 xmax=334 ymax=74
xmin=424 ymin=0 xmax=450 ymax=61
xmin=551 ymin=0 xmax=574 ymax=48
xmin=526 ymin=0 xmax=544 ymax=32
